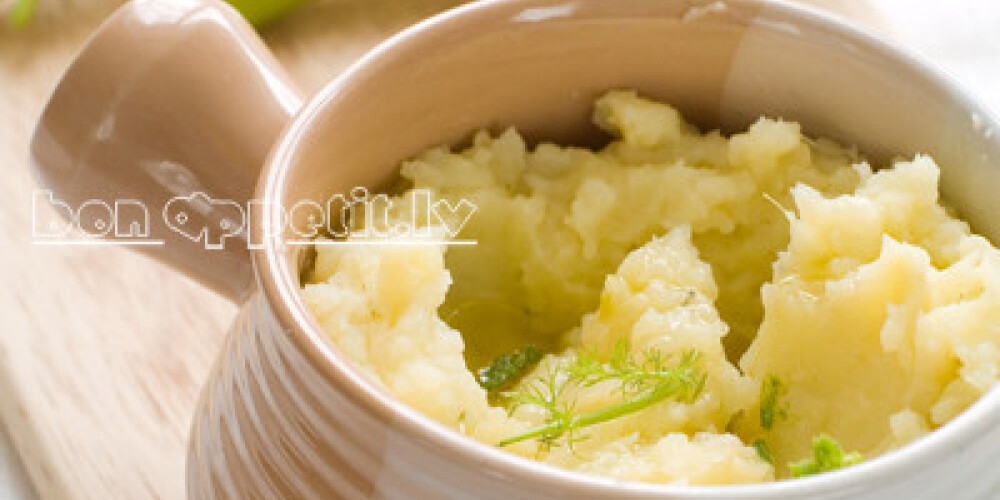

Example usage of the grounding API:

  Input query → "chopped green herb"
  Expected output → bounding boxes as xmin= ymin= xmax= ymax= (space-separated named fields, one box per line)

xmin=753 ymin=438 xmax=773 ymax=464
xmin=477 ymin=345 xmax=543 ymax=392
xmin=789 ymin=434 xmax=863 ymax=478
xmin=498 ymin=342 xmax=705 ymax=451
xmin=759 ymin=373 xmax=787 ymax=431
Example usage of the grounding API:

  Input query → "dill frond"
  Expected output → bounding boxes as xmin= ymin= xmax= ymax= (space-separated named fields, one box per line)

xmin=497 ymin=341 xmax=706 ymax=451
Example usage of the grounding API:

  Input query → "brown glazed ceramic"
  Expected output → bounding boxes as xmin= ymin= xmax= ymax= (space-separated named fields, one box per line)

xmin=31 ymin=0 xmax=1000 ymax=499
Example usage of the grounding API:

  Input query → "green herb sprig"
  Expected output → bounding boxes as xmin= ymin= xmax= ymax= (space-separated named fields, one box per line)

xmin=498 ymin=341 xmax=706 ymax=451
xmin=566 ymin=340 xmax=705 ymax=398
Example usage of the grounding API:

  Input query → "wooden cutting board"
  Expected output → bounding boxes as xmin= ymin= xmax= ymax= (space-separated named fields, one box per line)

xmin=0 ymin=1 xmax=886 ymax=499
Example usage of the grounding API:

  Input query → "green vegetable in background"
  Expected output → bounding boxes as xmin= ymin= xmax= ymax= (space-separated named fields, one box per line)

xmin=789 ymin=434 xmax=863 ymax=477
xmin=7 ymin=0 xmax=35 ymax=28
xmin=225 ymin=0 xmax=309 ymax=27
xmin=498 ymin=342 xmax=706 ymax=451
xmin=6 ymin=0 xmax=307 ymax=30
xmin=477 ymin=345 xmax=543 ymax=392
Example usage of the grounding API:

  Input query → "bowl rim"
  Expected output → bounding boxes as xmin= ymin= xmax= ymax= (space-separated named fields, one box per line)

xmin=255 ymin=0 xmax=1000 ymax=497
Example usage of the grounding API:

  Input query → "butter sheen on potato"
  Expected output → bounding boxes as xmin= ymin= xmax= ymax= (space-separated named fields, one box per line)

xmin=302 ymin=91 xmax=1000 ymax=484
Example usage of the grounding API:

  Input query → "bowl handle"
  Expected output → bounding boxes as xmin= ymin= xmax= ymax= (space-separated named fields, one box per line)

xmin=30 ymin=0 xmax=303 ymax=302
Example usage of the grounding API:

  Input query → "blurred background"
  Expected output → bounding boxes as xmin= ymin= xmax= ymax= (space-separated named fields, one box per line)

xmin=1 ymin=0 xmax=998 ymax=499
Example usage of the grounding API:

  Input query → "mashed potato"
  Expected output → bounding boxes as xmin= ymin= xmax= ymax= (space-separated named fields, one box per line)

xmin=301 ymin=90 xmax=1000 ymax=484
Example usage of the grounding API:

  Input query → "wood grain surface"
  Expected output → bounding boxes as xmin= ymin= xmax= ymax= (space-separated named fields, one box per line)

xmin=0 ymin=1 xmax=884 ymax=499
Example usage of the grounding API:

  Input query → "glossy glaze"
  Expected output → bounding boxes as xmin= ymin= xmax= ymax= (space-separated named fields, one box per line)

xmin=32 ymin=0 xmax=301 ymax=300
xmin=30 ymin=0 xmax=1000 ymax=499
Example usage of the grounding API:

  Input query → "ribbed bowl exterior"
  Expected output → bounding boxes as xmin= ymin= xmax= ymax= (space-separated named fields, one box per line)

xmin=185 ymin=294 xmax=558 ymax=500
xmin=186 ymin=292 xmax=385 ymax=500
